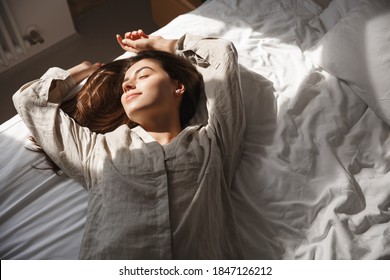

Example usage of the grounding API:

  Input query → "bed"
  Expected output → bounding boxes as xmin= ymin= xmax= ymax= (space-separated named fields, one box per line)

xmin=1 ymin=0 xmax=389 ymax=259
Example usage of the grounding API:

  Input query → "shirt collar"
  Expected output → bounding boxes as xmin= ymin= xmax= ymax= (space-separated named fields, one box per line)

xmin=131 ymin=126 xmax=156 ymax=143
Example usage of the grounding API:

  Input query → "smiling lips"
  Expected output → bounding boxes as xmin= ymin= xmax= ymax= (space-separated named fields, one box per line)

xmin=124 ymin=92 xmax=141 ymax=103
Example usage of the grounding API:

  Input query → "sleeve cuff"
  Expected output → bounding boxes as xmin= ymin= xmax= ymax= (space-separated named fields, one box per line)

xmin=175 ymin=33 xmax=213 ymax=68
xmin=40 ymin=67 xmax=77 ymax=103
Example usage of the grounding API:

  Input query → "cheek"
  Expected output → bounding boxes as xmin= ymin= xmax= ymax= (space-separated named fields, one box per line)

xmin=140 ymin=80 xmax=174 ymax=103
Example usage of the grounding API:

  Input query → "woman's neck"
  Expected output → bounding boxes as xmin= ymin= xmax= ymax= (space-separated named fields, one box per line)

xmin=149 ymin=130 xmax=181 ymax=145
xmin=140 ymin=116 xmax=182 ymax=145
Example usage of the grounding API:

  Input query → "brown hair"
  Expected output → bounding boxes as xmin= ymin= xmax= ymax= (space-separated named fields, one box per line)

xmin=30 ymin=50 xmax=204 ymax=172
xmin=61 ymin=59 xmax=134 ymax=133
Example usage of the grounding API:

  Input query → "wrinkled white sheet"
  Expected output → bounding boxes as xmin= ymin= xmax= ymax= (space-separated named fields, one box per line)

xmin=0 ymin=116 xmax=87 ymax=259
xmin=1 ymin=0 xmax=389 ymax=259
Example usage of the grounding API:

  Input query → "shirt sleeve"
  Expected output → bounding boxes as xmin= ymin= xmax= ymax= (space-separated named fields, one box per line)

xmin=12 ymin=67 xmax=96 ymax=187
xmin=176 ymin=34 xmax=245 ymax=184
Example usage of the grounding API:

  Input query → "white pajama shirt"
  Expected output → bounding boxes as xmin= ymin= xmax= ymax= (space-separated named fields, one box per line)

xmin=13 ymin=34 xmax=245 ymax=259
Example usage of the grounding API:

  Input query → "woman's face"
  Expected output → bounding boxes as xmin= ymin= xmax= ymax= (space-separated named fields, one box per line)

xmin=121 ymin=58 xmax=180 ymax=125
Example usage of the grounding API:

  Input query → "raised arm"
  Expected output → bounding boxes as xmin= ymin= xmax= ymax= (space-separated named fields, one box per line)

xmin=12 ymin=62 xmax=100 ymax=187
xmin=176 ymin=34 xmax=245 ymax=184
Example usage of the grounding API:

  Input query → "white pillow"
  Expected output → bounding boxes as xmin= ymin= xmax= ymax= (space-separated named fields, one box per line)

xmin=308 ymin=0 xmax=390 ymax=126
xmin=319 ymin=0 xmax=363 ymax=31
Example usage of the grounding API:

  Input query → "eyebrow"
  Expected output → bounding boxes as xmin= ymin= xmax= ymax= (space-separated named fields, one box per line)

xmin=123 ymin=66 xmax=154 ymax=82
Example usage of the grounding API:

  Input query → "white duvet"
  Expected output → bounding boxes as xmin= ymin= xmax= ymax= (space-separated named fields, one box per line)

xmin=1 ymin=0 xmax=389 ymax=259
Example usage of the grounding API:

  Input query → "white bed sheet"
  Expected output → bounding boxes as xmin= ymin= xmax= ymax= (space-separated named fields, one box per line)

xmin=1 ymin=0 xmax=389 ymax=259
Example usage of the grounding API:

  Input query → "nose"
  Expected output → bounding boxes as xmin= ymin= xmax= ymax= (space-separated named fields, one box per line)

xmin=122 ymin=79 xmax=135 ymax=93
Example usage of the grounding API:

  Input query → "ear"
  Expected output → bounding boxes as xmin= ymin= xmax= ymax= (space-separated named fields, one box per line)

xmin=174 ymin=82 xmax=185 ymax=97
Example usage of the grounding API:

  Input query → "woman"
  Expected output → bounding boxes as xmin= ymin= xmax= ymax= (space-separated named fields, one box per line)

xmin=13 ymin=30 xmax=245 ymax=259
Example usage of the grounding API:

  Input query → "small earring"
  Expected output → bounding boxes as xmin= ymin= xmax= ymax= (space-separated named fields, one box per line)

xmin=175 ymin=89 xmax=181 ymax=94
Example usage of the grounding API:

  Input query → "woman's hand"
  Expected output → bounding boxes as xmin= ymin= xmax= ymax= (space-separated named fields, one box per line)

xmin=67 ymin=61 xmax=102 ymax=84
xmin=116 ymin=29 xmax=178 ymax=54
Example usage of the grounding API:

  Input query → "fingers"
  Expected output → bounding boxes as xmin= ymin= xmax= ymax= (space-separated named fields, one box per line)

xmin=124 ymin=29 xmax=149 ymax=40
xmin=116 ymin=34 xmax=136 ymax=52
xmin=117 ymin=39 xmax=140 ymax=53
xmin=116 ymin=29 xmax=150 ymax=52
xmin=116 ymin=34 xmax=125 ymax=48
xmin=92 ymin=62 xmax=104 ymax=69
